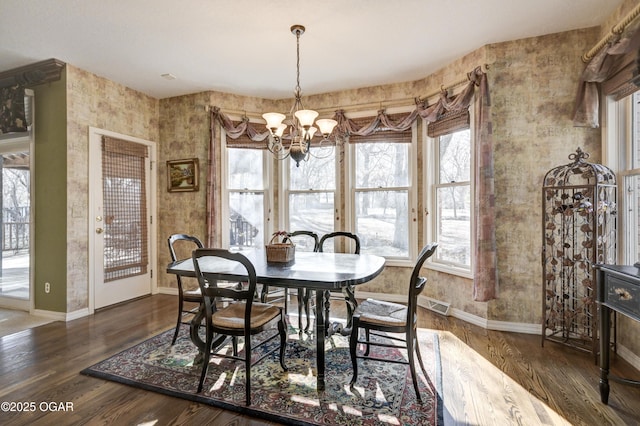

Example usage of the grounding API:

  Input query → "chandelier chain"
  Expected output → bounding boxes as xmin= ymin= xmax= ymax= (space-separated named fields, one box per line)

xmin=262 ymin=24 xmax=338 ymax=166
xmin=295 ymin=28 xmax=302 ymax=99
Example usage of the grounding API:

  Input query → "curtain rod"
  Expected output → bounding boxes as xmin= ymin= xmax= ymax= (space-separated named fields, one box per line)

xmin=204 ymin=63 xmax=489 ymax=118
xmin=582 ymin=3 xmax=640 ymax=62
xmin=420 ymin=67 xmax=483 ymax=102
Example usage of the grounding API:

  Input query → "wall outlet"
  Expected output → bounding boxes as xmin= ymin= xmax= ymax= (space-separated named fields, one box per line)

xmin=45 ymin=282 xmax=50 ymax=293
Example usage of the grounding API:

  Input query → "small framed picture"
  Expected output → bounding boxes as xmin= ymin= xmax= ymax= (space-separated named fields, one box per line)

xmin=167 ymin=158 xmax=199 ymax=192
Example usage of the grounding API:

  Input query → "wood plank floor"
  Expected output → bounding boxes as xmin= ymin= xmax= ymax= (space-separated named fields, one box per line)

xmin=1 ymin=294 xmax=639 ymax=425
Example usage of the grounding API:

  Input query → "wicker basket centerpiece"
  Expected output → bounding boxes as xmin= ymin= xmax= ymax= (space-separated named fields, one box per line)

xmin=266 ymin=231 xmax=295 ymax=263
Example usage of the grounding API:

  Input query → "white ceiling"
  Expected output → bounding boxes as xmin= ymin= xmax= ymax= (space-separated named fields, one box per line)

xmin=0 ymin=0 xmax=623 ymax=100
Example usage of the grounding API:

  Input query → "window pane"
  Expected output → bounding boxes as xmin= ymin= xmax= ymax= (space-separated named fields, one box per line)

xmin=355 ymin=190 xmax=409 ymax=257
xmin=289 ymin=147 xmax=335 ymax=190
xmin=436 ymin=185 xmax=471 ymax=266
xmin=229 ymin=192 xmax=264 ymax=249
xmin=228 ymin=148 xmax=263 ymax=189
xmin=439 ymin=130 xmax=471 ymax=183
xmin=356 ymin=143 xmax=409 ymax=188
xmin=288 ymin=192 xmax=334 ymax=239
xmin=1 ymin=156 xmax=30 ymax=300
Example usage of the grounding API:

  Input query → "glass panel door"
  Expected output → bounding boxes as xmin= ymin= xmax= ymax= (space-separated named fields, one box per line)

xmin=0 ymin=148 xmax=30 ymax=301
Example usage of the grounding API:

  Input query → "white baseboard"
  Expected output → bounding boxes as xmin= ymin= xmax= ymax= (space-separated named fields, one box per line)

xmin=616 ymin=343 xmax=640 ymax=372
xmin=357 ymin=292 xmax=538 ymax=334
xmin=159 ymin=288 xmax=544 ymax=336
xmin=158 ymin=287 xmax=178 ymax=296
xmin=443 ymin=307 xmax=542 ymax=335
xmin=32 ymin=308 xmax=89 ymax=322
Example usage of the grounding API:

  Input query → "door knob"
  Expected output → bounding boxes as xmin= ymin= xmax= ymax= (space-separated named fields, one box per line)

xmin=96 ymin=228 xmax=104 ymax=234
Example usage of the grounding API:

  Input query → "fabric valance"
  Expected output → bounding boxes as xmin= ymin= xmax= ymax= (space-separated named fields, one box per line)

xmin=206 ymin=66 xmax=497 ymax=302
xmin=210 ymin=65 xmax=488 ymax=147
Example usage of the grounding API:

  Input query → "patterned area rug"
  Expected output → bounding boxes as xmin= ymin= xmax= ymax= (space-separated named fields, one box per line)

xmin=82 ymin=324 xmax=443 ymax=425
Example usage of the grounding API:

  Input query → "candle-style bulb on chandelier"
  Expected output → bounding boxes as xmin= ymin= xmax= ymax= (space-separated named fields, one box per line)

xmin=263 ymin=25 xmax=338 ymax=166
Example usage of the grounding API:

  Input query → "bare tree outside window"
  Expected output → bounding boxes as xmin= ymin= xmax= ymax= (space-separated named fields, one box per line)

xmin=354 ymin=142 xmax=410 ymax=257
xmin=0 ymin=152 xmax=30 ymax=300
xmin=287 ymin=146 xmax=335 ymax=237
xmin=2 ymin=167 xmax=30 ymax=253
xmin=435 ymin=129 xmax=471 ymax=267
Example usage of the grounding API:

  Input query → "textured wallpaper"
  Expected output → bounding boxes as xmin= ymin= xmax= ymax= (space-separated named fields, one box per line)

xmin=65 ymin=64 xmax=158 ymax=311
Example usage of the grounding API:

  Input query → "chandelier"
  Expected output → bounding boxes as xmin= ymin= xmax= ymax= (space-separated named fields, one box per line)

xmin=262 ymin=25 xmax=337 ymax=166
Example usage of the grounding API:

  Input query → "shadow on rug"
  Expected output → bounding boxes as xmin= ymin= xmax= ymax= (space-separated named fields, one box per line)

xmin=82 ymin=325 xmax=443 ymax=425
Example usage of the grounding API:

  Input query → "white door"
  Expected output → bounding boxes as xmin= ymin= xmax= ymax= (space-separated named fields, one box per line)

xmin=89 ymin=128 xmax=157 ymax=310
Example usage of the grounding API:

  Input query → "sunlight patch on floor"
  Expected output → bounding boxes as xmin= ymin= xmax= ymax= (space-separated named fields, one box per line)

xmin=0 ymin=309 xmax=52 ymax=338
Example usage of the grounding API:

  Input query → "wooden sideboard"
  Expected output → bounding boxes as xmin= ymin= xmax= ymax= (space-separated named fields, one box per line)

xmin=595 ymin=264 xmax=640 ymax=404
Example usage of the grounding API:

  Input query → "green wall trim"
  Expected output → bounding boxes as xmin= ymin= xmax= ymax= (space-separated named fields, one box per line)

xmin=33 ymin=73 xmax=68 ymax=313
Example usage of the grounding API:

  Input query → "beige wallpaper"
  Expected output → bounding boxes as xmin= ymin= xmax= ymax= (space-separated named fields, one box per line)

xmin=65 ymin=65 xmax=158 ymax=311
xmin=486 ymin=28 xmax=602 ymax=323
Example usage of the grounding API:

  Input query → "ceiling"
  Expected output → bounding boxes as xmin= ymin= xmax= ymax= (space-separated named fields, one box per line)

xmin=0 ymin=0 xmax=623 ymax=100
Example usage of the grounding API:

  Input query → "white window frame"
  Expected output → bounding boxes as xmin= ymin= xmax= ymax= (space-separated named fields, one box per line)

xmin=424 ymin=108 xmax=475 ymax=279
xmin=604 ymin=93 xmax=638 ymax=264
xmin=345 ymin=108 xmax=418 ymax=267
xmin=220 ymin=127 xmax=274 ymax=249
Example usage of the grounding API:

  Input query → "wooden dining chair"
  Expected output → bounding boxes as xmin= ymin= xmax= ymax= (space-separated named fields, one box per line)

xmin=259 ymin=230 xmax=320 ymax=329
xmin=318 ymin=231 xmax=361 ymax=332
xmin=349 ymin=243 xmax=438 ymax=404
xmin=167 ymin=233 xmax=203 ymax=345
xmin=192 ymin=248 xmax=288 ymax=405
xmin=285 ymin=230 xmax=320 ymax=332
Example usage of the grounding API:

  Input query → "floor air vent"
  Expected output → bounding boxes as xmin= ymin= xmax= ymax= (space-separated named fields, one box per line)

xmin=424 ymin=297 xmax=451 ymax=316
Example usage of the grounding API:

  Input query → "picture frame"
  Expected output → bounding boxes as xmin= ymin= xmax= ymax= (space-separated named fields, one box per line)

xmin=167 ymin=158 xmax=199 ymax=192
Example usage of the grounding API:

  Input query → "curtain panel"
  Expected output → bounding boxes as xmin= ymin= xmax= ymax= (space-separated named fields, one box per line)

xmin=420 ymin=67 xmax=496 ymax=301
xmin=0 ymin=84 xmax=28 ymax=134
xmin=206 ymin=66 xmax=496 ymax=301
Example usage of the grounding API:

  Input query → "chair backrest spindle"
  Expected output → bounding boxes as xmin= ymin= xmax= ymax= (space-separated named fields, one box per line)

xmin=286 ymin=230 xmax=320 ymax=252
xmin=319 ymin=231 xmax=360 ymax=254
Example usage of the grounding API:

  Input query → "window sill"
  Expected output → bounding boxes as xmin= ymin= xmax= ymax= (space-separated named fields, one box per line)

xmin=382 ymin=258 xmax=415 ymax=268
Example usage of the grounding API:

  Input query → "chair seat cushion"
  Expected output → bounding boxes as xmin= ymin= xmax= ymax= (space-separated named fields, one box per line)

xmin=355 ymin=298 xmax=407 ymax=327
xmin=183 ymin=288 xmax=202 ymax=301
xmin=212 ymin=302 xmax=281 ymax=330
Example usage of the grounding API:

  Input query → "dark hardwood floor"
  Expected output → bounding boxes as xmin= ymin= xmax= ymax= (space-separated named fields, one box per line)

xmin=1 ymin=294 xmax=639 ymax=425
